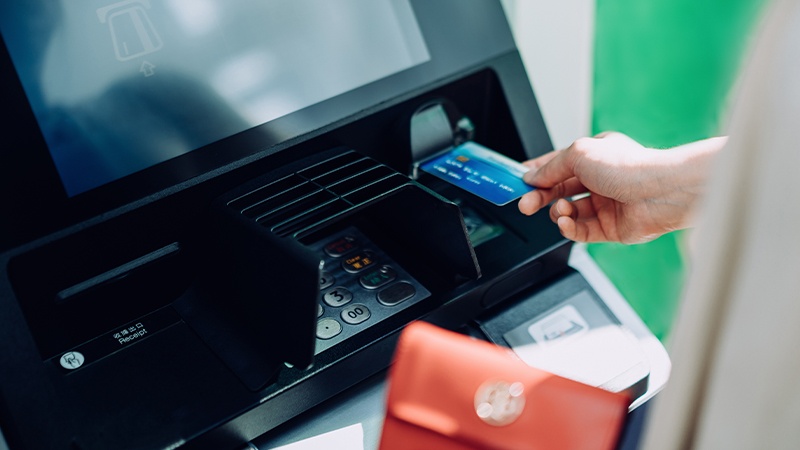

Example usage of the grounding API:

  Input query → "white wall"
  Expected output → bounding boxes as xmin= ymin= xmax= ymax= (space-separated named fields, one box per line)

xmin=501 ymin=0 xmax=595 ymax=150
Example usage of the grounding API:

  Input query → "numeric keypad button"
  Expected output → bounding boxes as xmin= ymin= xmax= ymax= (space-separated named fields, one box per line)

xmin=378 ymin=281 xmax=416 ymax=306
xmin=324 ymin=235 xmax=358 ymax=257
xmin=316 ymin=318 xmax=342 ymax=340
xmin=360 ymin=265 xmax=397 ymax=289
xmin=319 ymin=270 xmax=335 ymax=290
xmin=341 ymin=251 xmax=376 ymax=273
xmin=322 ymin=287 xmax=353 ymax=307
xmin=341 ymin=304 xmax=371 ymax=325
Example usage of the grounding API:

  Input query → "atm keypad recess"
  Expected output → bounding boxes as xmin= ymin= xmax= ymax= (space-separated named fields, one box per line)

xmin=309 ymin=226 xmax=430 ymax=354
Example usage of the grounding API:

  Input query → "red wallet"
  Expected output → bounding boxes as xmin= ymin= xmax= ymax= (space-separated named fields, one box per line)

xmin=379 ymin=321 xmax=630 ymax=450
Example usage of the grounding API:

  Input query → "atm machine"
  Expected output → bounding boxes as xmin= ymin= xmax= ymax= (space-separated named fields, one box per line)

xmin=0 ymin=1 xmax=665 ymax=449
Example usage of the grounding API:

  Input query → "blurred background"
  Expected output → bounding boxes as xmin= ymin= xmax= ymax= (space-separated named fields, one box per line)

xmin=501 ymin=0 xmax=767 ymax=342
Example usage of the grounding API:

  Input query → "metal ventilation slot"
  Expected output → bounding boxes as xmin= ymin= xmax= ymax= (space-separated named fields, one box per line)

xmin=242 ymin=182 xmax=320 ymax=219
xmin=343 ymin=174 xmax=409 ymax=205
xmin=227 ymin=174 xmax=307 ymax=213
xmin=256 ymin=190 xmax=337 ymax=228
xmin=228 ymin=151 xmax=413 ymax=239
xmin=312 ymin=158 xmax=378 ymax=186
xmin=327 ymin=166 xmax=394 ymax=195
xmin=271 ymin=200 xmax=351 ymax=237
xmin=298 ymin=152 xmax=364 ymax=179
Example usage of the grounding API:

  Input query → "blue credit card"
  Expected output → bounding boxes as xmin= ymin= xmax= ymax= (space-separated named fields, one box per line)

xmin=419 ymin=141 xmax=535 ymax=206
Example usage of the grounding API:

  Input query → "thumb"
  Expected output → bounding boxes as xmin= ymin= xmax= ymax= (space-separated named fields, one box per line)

xmin=524 ymin=149 xmax=577 ymax=188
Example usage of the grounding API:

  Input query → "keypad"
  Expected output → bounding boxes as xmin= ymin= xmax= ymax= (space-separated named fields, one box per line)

xmin=309 ymin=226 xmax=430 ymax=354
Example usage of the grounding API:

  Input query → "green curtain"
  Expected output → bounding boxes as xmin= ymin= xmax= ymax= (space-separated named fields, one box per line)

xmin=590 ymin=0 xmax=767 ymax=341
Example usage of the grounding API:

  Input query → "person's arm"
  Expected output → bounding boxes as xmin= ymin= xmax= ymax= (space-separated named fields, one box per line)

xmin=518 ymin=132 xmax=726 ymax=244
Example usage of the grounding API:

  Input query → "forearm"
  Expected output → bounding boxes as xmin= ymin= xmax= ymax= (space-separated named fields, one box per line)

xmin=645 ymin=136 xmax=727 ymax=230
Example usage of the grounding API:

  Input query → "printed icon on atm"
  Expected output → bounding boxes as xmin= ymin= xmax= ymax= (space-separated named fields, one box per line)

xmin=97 ymin=0 xmax=163 ymax=62
xmin=541 ymin=315 xmax=585 ymax=341
xmin=527 ymin=305 xmax=590 ymax=346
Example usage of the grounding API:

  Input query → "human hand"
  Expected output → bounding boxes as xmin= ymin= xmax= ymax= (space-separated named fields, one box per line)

xmin=518 ymin=132 xmax=724 ymax=244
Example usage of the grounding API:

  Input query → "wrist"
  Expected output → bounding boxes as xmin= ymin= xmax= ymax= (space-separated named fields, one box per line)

xmin=646 ymin=137 xmax=726 ymax=229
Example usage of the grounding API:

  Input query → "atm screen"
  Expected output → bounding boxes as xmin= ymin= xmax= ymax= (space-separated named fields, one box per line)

xmin=0 ymin=0 xmax=429 ymax=196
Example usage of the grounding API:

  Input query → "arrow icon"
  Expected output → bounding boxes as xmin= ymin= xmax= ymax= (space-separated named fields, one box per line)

xmin=139 ymin=60 xmax=156 ymax=77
